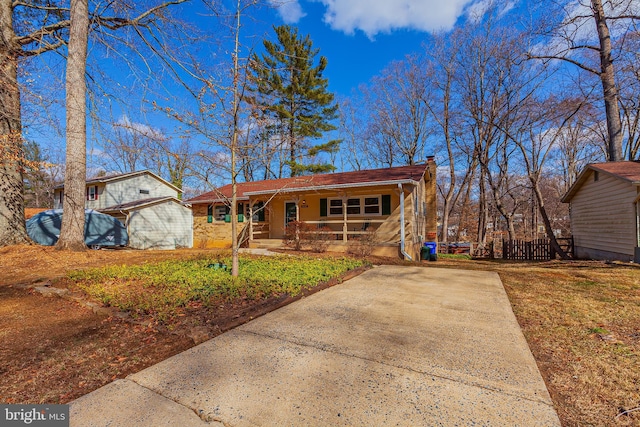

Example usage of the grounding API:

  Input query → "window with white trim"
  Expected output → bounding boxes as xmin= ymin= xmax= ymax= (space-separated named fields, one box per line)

xmin=346 ymin=198 xmax=361 ymax=215
xmin=328 ymin=196 xmax=381 ymax=216
xmin=86 ymin=185 xmax=98 ymax=201
xmin=329 ymin=199 xmax=343 ymax=215
xmin=364 ymin=197 xmax=380 ymax=214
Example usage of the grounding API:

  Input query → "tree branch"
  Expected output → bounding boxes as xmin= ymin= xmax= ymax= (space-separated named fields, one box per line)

xmin=568 ymin=44 xmax=600 ymax=52
xmin=21 ymin=40 xmax=65 ymax=57
xmin=12 ymin=2 xmax=69 ymax=12
xmin=16 ymin=20 xmax=70 ymax=47
xmin=92 ymin=0 xmax=188 ymax=31
xmin=527 ymin=53 xmax=600 ymax=75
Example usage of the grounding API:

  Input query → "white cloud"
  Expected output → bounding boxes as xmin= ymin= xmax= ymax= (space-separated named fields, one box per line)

xmin=464 ymin=0 xmax=491 ymax=22
xmin=316 ymin=0 xmax=476 ymax=37
xmin=269 ymin=0 xmax=307 ymax=24
xmin=464 ymin=0 xmax=516 ymax=23
xmin=115 ymin=115 xmax=165 ymax=140
xmin=534 ymin=0 xmax=640 ymax=60
xmin=88 ymin=147 xmax=107 ymax=158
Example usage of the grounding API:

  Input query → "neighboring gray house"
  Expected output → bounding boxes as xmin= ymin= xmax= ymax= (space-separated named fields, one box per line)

xmin=54 ymin=170 xmax=193 ymax=250
xmin=561 ymin=161 xmax=640 ymax=262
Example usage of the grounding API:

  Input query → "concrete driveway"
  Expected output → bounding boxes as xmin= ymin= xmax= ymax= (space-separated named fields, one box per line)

xmin=70 ymin=266 xmax=560 ymax=426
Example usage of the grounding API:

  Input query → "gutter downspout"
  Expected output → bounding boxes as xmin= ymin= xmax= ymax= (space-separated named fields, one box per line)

xmin=398 ymin=183 xmax=413 ymax=261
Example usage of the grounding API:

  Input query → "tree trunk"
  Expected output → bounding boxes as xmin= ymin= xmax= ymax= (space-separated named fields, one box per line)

xmin=230 ymin=0 xmax=242 ymax=277
xmin=438 ymin=82 xmax=456 ymax=243
xmin=0 ymin=0 xmax=30 ymax=246
xmin=57 ymin=0 xmax=89 ymax=251
xmin=592 ymin=0 xmax=623 ymax=161
xmin=477 ymin=166 xmax=489 ymax=246
xmin=454 ymin=167 xmax=475 ymax=242
xmin=531 ymin=176 xmax=569 ymax=259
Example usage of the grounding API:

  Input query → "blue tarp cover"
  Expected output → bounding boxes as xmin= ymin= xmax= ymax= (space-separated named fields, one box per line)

xmin=26 ymin=209 xmax=129 ymax=247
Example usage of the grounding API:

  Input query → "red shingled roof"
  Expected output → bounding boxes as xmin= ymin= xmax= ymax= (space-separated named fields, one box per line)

xmin=186 ymin=164 xmax=430 ymax=204
xmin=589 ymin=161 xmax=640 ymax=182
xmin=562 ymin=161 xmax=640 ymax=202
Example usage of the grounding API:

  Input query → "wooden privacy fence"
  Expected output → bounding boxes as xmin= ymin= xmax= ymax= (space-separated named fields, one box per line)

xmin=502 ymin=237 xmax=574 ymax=261
xmin=503 ymin=239 xmax=551 ymax=260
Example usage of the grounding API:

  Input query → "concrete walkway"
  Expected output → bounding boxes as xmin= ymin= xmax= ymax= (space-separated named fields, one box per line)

xmin=70 ymin=266 xmax=560 ymax=426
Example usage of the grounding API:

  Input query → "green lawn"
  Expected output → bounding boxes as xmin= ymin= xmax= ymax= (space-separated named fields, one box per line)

xmin=66 ymin=254 xmax=366 ymax=321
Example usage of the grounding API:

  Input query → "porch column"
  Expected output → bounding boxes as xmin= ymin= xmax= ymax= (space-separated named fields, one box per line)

xmin=248 ymin=201 xmax=254 ymax=242
xmin=294 ymin=196 xmax=301 ymax=247
xmin=291 ymin=195 xmax=300 ymax=221
xmin=342 ymin=196 xmax=348 ymax=242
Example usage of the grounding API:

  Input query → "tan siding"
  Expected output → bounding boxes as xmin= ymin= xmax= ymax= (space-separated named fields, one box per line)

xmin=192 ymin=204 xmax=248 ymax=248
xmin=127 ymin=201 xmax=193 ymax=249
xmin=570 ymin=172 xmax=637 ymax=256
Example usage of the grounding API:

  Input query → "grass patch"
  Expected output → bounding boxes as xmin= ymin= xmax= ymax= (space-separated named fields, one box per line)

xmin=437 ymin=253 xmax=471 ymax=260
xmin=67 ymin=255 xmax=366 ymax=322
xmin=433 ymin=258 xmax=640 ymax=426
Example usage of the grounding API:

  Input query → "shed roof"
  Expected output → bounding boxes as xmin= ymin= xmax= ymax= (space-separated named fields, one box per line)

xmin=186 ymin=164 xmax=430 ymax=204
xmin=561 ymin=161 xmax=640 ymax=203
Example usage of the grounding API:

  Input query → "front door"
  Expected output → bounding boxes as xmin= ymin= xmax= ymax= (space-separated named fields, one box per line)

xmin=285 ymin=202 xmax=297 ymax=227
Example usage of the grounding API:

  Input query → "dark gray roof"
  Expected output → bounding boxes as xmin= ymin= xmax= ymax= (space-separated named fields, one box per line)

xmin=55 ymin=170 xmax=182 ymax=193
xmin=100 ymin=197 xmax=187 ymax=213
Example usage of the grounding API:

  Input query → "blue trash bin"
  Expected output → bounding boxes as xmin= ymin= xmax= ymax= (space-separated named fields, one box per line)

xmin=424 ymin=242 xmax=438 ymax=261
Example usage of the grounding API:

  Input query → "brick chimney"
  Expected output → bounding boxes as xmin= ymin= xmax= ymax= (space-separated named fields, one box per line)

xmin=425 ymin=156 xmax=438 ymax=242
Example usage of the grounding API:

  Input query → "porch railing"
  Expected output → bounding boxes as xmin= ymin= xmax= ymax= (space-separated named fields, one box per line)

xmin=250 ymin=223 xmax=270 ymax=240
xmin=249 ymin=218 xmax=396 ymax=243
xmin=303 ymin=219 xmax=386 ymax=242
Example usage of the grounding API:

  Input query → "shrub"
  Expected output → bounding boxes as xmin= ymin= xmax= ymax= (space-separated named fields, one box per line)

xmin=283 ymin=221 xmax=304 ymax=250
xmin=283 ymin=221 xmax=332 ymax=252
xmin=305 ymin=225 xmax=332 ymax=253
xmin=347 ymin=231 xmax=378 ymax=258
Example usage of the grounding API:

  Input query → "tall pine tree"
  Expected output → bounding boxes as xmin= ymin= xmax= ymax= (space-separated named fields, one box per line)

xmin=247 ymin=25 xmax=340 ymax=177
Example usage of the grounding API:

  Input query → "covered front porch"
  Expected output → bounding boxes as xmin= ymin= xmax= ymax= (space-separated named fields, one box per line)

xmin=244 ymin=188 xmax=417 ymax=258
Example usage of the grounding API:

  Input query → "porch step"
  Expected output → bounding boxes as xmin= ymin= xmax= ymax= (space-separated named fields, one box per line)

xmin=250 ymin=239 xmax=284 ymax=249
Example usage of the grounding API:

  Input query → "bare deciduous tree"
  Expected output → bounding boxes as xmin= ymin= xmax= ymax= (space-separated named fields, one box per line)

xmin=56 ymin=0 xmax=189 ymax=250
xmin=617 ymin=21 xmax=640 ymax=160
xmin=56 ymin=0 xmax=89 ymax=251
xmin=158 ymin=0 xmax=263 ymax=276
xmin=353 ymin=55 xmax=432 ymax=168
xmin=529 ymin=0 xmax=640 ymax=161
xmin=338 ymin=97 xmax=374 ymax=171
xmin=426 ymin=31 xmax=465 ymax=243
xmin=1 ymin=0 xmax=187 ymax=248
xmin=0 ymin=0 xmax=69 ymax=246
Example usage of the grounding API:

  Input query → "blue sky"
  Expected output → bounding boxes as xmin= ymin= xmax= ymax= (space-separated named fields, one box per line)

xmin=256 ymin=0 xmax=483 ymax=97
xmin=86 ymin=0 xmax=490 ymax=166
xmin=269 ymin=1 xmax=430 ymax=97
xmin=28 ymin=0 xmax=528 ymax=180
